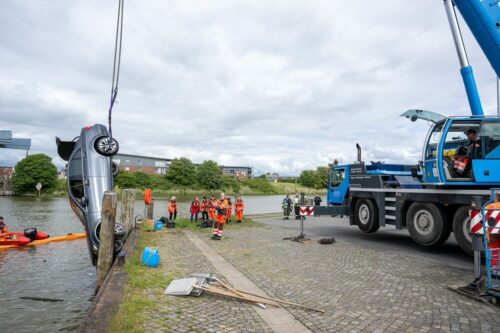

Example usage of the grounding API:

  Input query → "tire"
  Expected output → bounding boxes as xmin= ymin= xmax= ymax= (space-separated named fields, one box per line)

xmin=111 ymin=160 xmax=119 ymax=176
xmin=406 ymin=202 xmax=450 ymax=247
xmin=114 ymin=239 xmax=124 ymax=253
xmin=114 ymin=223 xmax=126 ymax=240
xmin=354 ymin=199 xmax=379 ymax=233
xmin=94 ymin=136 xmax=119 ymax=156
xmin=453 ymin=206 xmax=474 ymax=255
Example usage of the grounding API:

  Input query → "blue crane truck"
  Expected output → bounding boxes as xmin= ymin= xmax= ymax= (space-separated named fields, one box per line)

xmin=315 ymin=0 xmax=500 ymax=254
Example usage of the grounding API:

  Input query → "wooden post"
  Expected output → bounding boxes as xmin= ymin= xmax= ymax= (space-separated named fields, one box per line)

xmin=95 ymin=192 xmax=117 ymax=294
xmin=146 ymin=200 xmax=154 ymax=220
xmin=121 ymin=189 xmax=137 ymax=236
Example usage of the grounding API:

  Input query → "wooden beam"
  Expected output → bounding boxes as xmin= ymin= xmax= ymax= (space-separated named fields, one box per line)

xmin=120 ymin=189 xmax=136 ymax=236
xmin=95 ymin=192 xmax=117 ymax=294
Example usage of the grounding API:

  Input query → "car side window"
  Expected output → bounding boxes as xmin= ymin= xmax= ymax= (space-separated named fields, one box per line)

xmin=68 ymin=149 xmax=85 ymax=199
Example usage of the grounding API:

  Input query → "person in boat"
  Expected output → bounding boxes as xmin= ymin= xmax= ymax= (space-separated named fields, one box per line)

xmin=0 ymin=216 xmax=7 ymax=233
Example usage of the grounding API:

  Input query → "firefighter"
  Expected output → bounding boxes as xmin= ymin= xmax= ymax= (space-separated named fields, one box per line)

xmin=226 ymin=197 xmax=232 ymax=223
xmin=168 ymin=196 xmax=177 ymax=221
xmin=294 ymin=193 xmax=300 ymax=219
xmin=282 ymin=195 xmax=292 ymax=220
xmin=235 ymin=196 xmax=245 ymax=223
xmin=200 ymin=196 xmax=208 ymax=221
xmin=212 ymin=193 xmax=229 ymax=240
xmin=190 ymin=196 xmax=200 ymax=222
xmin=208 ymin=196 xmax=216 ymax=222
xmin=0 ymin=216 xmax=7 ymax=233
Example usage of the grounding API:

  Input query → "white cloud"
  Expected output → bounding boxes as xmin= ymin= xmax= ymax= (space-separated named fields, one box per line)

xmin=0 ymin=0 xmax=497 ymax=175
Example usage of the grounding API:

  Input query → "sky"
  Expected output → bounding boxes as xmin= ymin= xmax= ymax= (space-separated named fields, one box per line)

xmin=0 ymin=0 xmax=499 ymax=176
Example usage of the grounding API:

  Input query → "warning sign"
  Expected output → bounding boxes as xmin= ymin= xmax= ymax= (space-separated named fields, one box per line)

xmin=299 ymin=206 xmax=314 ymax=216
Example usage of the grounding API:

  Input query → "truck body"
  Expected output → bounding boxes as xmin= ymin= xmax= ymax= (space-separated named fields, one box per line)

xmin=314 ymin=1 xmax=500 ymax=254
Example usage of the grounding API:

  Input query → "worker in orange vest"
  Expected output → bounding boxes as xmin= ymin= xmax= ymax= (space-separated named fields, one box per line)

xmin=226 ymin=197 xmax=232 ymax=223
xmin=235 ymin=196 xmax=245 ymax=223
xmin=0 ymin=216 xmax=7 ymax=233
xmin=212 ymin=193 xmax=229 ymax=240
xmin=485 ymin=192 xmax=500 ymax=271
xmin=208 ymin=196 xmax=216 ymax=222
xmin=168 ymin=196 xmax=177 ymax=221
xmin=200 ymin=197 xmax=208 ymax=222
xmin=190 ymin=196 xmax=200 ymax=222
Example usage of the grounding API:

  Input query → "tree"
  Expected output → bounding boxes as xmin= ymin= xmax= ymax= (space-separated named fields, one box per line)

xmin=165 ymin=157 xmax=197 ymax=186
xmin=197 ymin=160 xmax=223 ymax=190
xmin=316 ymin=166 xmax=330 ymax=188
xmin=135 ymin=172 xmax=152 ymax=188
xmin=222 ymin=175 xmax=241 ymax=193
xmin=12 ymin=154 xmax=58 ymax=194
xmin=298 ymin=170 xmax=322 ymax=188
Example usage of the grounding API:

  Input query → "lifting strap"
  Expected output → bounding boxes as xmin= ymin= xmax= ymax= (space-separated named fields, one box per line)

xmin=108 ymin=0 xmax=125 ymax=140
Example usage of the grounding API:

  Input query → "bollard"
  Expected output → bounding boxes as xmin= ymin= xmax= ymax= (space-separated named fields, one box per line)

xmin=470 ymin=195 xmax=483 ymax=288
xmin=121 ymin=189 xmax=137 ymax=236
xmin=95 ymin=192 xmax=117 ymax=294
xmin=146 ymin=200 xmax=154 ymax=220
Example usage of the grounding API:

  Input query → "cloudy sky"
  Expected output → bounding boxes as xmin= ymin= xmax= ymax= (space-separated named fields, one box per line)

xmin=0 ymin=0 xmax=498 ymax=175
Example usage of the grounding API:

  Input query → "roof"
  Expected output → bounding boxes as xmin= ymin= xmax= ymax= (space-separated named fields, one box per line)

xmin=115 ymin=153 xmax=173 ymax=161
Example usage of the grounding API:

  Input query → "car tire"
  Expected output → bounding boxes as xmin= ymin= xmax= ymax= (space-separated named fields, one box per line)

xmin=453 ymin=206 xmax=474 ymax=255
xmin=406 ymin=202 xmax=450 ymax=247
xmin=355 ymin=199 xmax=379 ymax=233
xmin=114 ymin=223 xmax=126 ymax=240
xmin=111 ymin=160 xmax=120 ymax=176
xmin=94 ymin=136 xmax=119 ymax=156
xmin=114 ymin=239 xmax=124 ymax=253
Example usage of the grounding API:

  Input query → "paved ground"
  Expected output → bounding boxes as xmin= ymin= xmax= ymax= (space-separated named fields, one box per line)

xmin=123 ymin=219 xmax=500 ymax=332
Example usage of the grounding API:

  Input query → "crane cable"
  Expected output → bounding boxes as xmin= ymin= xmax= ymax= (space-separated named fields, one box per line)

xmin=108 ymin=0 xmax=124 ymax=140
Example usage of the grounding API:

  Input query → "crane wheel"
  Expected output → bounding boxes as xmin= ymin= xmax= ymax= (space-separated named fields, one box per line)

xmin=354 ymin=199 xmax=379 ymax=233
xmin=452 ymin=206 xmax=474 ymax=255
xmin=406 ymin=202 xmax=450 ymax=247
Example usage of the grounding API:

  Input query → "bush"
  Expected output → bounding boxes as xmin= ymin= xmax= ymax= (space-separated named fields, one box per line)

xmin=222 ymin=176 xmax=241 ymax=193
xmin=12 ymin=154 xmax=58 ymax=194
xmin=242 ymin=178 xmax=276 ymax=194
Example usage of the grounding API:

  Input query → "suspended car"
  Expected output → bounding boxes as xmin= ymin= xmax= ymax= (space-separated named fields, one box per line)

xmin=56 ymin=124 xmax=123 ymax=265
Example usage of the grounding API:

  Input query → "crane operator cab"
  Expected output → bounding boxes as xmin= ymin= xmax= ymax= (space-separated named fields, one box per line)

xmin=402 ymin=109 xmax=500 ymax=185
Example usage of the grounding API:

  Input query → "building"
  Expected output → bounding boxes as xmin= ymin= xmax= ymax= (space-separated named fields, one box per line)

xmin=114 ymin=154 xmax=172 ymax=175
xmin=265 ymin=173 xmax=280 ymax=182
xmin=114 ymin=154 xmax=253 ymax=179
xmin=220 ymin=166 xmax=252 ymax=180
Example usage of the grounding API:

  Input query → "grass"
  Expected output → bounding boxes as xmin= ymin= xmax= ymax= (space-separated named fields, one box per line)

xmin=109 ymin=216 xmax=263 ymax=332
xmin=109 ymin=229 xmax=173 ymax=333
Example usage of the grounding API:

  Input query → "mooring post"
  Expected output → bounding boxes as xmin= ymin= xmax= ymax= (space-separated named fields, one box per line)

xmin=146 ymin=200 xmax=154 ymax=220
xmin=95 ymin=192 xmax=117 ymax=294
xmin=121 ymin=189 xmax=137 ymax=236
xmin=470 ymin=195 xmax=483 ymax=288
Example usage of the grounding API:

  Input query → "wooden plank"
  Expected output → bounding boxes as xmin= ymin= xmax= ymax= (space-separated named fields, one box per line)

xmin=95 ymin=192 xmax=117 ymax=294
xmin=146 ymin=201 xmax=154 ymax=220
xmin=120 ymin=189 xmax=136 ymax=236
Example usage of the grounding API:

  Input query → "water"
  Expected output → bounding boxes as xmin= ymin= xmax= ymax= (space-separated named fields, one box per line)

xmin=0 ymin=194 xmax=290 ymax=332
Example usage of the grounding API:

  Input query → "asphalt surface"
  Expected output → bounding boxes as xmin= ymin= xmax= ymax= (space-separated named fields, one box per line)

xmin=254 ymin=215 xmax=475 ymax=272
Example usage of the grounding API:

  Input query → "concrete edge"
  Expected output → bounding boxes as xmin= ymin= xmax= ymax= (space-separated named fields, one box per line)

xmin=76 ymin=228 xmax=139 ymax=333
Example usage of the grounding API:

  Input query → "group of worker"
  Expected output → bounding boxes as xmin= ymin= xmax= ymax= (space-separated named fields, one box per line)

xmin=166 ymin=194 xmax=245 ymax=240
xmin=281 ymin=193 xmax=322 ymax=219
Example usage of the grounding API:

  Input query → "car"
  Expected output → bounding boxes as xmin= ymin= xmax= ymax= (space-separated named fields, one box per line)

xmin=56 ymin=124 xmax=123 ymax=265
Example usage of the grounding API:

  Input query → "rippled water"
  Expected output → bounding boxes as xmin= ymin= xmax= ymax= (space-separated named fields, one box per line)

xmin=0 ymin=194 xmax=290 ymax=332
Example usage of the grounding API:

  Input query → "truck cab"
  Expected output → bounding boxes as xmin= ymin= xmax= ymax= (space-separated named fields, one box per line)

xmin=403 ymin=109 xmax=500 ymax=186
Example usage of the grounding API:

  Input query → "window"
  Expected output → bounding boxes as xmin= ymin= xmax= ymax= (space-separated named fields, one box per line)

xmin=138 ymin=159 xmax=142 ymax=165
xmin=125 ymin=159 xmax=130 ymax=164
xmin=137 ymin=166 xmax=142 ymax=172
xmin=125 ymin=166 xmax=130 ymax=171
xmin=426 ymin=124 xmax=443 ymax=159
xmin=68 ymin=149 xmax=84 ymax=200
xmin=330 ymin=168 xmax=345 ymax=187
xmin=479 ymin=121 xmax=500 ymax=158
xmin=155 ymin=161 xmax=166 ymax=167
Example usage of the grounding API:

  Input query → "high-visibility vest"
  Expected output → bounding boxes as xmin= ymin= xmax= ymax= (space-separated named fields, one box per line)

xmin=144 ymin=188 xmax=153 ymax=205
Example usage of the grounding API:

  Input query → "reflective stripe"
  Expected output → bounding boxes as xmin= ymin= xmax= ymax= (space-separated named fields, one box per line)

xmin=470 ymin=209 xmax=483 ymax=234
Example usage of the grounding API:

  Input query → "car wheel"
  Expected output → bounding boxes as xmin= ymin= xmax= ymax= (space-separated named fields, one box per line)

xmin=94 ymin=136 xmax=119 ymax=156
xmin=406 ymin=202 xmax=450 ymax=247
xmin=111 ymin=160 xmax=120 ymax=176
xmin=114 ymin=223 xmax=126 ymax=240
xmin=453 ymin=206 xmax=474 ymax=255
xmin=355 ymin=199 xmax=379 ymax=233
xmin=114 ymin=239 xmax=124 ymax=253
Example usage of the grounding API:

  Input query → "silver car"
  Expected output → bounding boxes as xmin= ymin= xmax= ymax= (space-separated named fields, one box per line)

xmin=56 ymin=124 xmax=124 ymax=265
